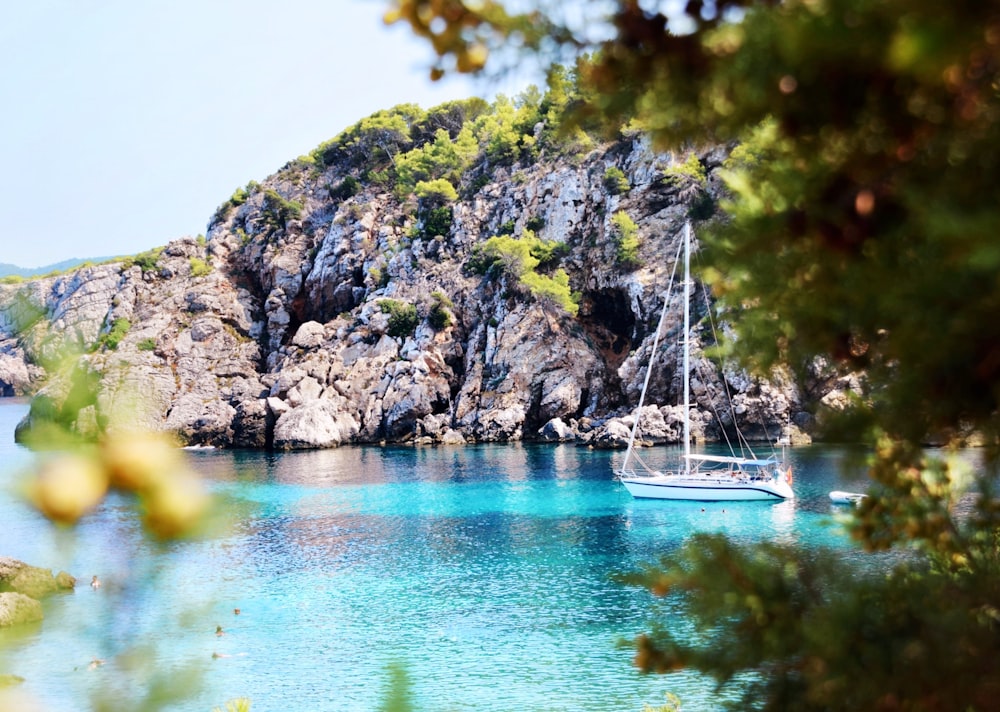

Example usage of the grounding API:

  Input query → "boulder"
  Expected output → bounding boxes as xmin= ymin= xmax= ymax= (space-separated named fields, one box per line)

xmin=291 ymin=321 xmax=326 ymax=349
xmin=0 ymin=593 xmax=43 ymax=627
xmin=588 ymin=418 xmax=633 ymax=449
xmin=538 ymin=417 xmax=576 ymax=442
xmin=273 ymin=400 xmax=360 ymax=449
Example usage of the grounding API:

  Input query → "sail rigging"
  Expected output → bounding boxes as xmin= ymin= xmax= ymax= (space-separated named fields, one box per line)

xmin=617 ymin=222 xmax=794 ymax=502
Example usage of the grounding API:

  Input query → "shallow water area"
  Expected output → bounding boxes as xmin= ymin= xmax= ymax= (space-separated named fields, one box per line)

xmin=0 ymin=399 xmax=878 ymax=711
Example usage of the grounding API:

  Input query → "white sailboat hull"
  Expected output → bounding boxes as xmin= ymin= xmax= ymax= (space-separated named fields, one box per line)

xmin=620 ymin=473 xmax=794 ymax=501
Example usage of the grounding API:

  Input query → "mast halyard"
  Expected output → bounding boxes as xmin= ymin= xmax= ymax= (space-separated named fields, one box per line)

xmin=619 ymin=234 xmax=684 ymax=476
xmin=682 ymin=221 xmax=691 ymax=476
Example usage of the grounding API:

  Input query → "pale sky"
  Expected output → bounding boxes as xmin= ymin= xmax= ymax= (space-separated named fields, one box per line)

xmin=0 ymin=0 xmax=516 ymax=268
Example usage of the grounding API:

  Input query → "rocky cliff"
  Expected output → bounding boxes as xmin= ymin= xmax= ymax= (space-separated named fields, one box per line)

xmin=1 ymin=102 xmax=842 ymax=450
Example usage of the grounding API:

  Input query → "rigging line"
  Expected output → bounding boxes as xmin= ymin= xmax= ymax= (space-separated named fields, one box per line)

xmin=620 ymin=231 xmax=686 ymax=475
xmin=629 ymin=448 xmax=660 ymax=476
xmin=687 ymin=233 xmax=743 ymax=459
xmin=699 ymin=285 xmax=782 ymax=460
xmin=691 ymin=243 xmax=760 ymax=460
xmin=690 ymin=328 xmax=742 ymax=458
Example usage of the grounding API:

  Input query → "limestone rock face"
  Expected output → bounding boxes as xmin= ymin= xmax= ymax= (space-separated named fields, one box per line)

xmin=2 ymin=134 xmax=841 ymax=449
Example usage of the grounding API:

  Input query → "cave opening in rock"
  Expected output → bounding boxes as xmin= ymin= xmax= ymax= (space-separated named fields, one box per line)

xmin=578 ymin=288 xmax=636 ymax=373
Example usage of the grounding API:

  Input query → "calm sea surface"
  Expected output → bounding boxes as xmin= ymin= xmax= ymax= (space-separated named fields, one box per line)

xmin=0 ymin=399 xmax=877 ymax=711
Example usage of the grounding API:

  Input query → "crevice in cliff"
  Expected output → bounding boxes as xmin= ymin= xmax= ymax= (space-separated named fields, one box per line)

xmin=574 ymin=387 xmax=591 ymax=420
xmin=524 ymin=380 xmax=545 ymax=438
xmin=280 ymin=278 xmax=309 ymax=346
xmin=579 ymin=288 xmax=634 ymax=372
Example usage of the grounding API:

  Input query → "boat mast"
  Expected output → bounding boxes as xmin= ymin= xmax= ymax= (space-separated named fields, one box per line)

xmin=683 ymin=222 xmax=691 ymax=475
xmin=620 ymin=237 xmax=684 ymax=474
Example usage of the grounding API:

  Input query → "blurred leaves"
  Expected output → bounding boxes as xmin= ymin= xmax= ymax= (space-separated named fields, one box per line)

xmin=14 ymin=339 xmax=213 ymax=540
xmin=623 ymin=531 xmax=1000 ymax=711
xmin=19 ymin=428 xmax=212 ymax=540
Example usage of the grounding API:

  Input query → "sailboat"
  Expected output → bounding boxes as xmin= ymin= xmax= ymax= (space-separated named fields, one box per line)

xmin=617 ymin=222 xmax=794 ymax=501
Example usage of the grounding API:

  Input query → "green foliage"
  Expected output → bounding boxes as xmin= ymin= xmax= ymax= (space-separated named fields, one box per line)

xmin=137 ymin=338 xmax=157 ymax=352
xmin=469 ymin=234 xmax=538 ymax=279
xmin=427 ymin=291 xmax=454 ymax=330
xmin=414 ymin=178 xmax=458 ymax=204
xmin=603 ymin=166 xmax=630 ymax=195
xmin=663 ymin=154 xmax=712 ymax=216
xmin=308 ymin=77 xmax=600 ymax=204
xmin=523 ymin=228 xmax=568 ymax=268
xmin=409 ymin=180 xmax=457 ymax=240
xmin=329 ymin=176 xmax=361 ymax=201
xmin=525 ymin=215 xmax=545 ymax=232
xmin=396 ymin=127 xmax=477 ymax=196
xmin=378 ymin=299 xmax=419 ymax=338
xmin=413 ymin=206 xmax=453 ymax=240
xmin=0 ymin=274 xmax=24 ymax=285
xmin=229 ymin=185 xmax=250 ymax=207
xmin=96 ymin=318 xmax=130 ymax=351
xmin=124 ymin=248 xmax=163 ymax=273
xmin=686 ymin=190 xmax=715 ymax=220
xmin=520 ymin=268 xmax=579 ymax=317
xmin=314 ymin=105 xmax=422 ymax=170
xmin=624 ymin=512 xmax=1000 ymax=711
xmin=469 ymin=232 xmax=577 ymax=316
xmin=212 ymin=183 xmax=256 ymax=223
xmin=610 ymin=210 xmax=640 ymax=267
xmin=470 ymin=230 xmax=568 ymax=278
xmin=189 ymin=257 xmax=211 ymax=278
xmin=212 ymin=698 xmax=251 ymax=712
xmin=663 ymin=153 xmax=706 ymax=186
xmin=261 ymin=189 xmax=303 ymax=231
xmin=369 ymin=266 xmax=390 ymax=289
xmin=412 ymin=98 xmax=490 ymax=144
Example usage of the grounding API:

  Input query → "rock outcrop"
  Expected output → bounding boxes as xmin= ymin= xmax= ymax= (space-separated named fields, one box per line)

xmin=0 ymin=557 xmax=75 ymax=629
xmin=0 ymin=557 xmax=75 ymax=600
xmin=0 ymin=121 xmax=841 ymax=449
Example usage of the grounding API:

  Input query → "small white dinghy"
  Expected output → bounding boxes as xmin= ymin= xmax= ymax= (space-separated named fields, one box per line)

xmin=829 ymin=490 xmax=866 ymax=505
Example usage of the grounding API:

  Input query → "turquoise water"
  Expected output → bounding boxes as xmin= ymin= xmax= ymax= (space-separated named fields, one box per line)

xmin=0 ymin=400 xmax=873 ymax=711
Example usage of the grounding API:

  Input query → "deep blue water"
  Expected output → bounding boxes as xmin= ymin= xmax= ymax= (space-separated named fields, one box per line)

xmin=0 ymin=399 xmax=876 ymax=711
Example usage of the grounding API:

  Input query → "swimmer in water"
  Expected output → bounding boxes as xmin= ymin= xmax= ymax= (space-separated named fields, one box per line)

xmin=91 ymin=575 xmax=101 ymax=589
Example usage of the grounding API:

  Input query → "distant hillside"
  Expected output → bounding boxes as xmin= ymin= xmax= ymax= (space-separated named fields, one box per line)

xmin=0 ymin=257 xmax=115 ymax=279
